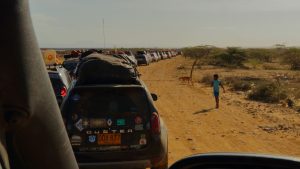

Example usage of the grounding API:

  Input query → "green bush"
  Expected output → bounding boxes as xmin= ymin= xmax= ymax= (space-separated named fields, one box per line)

xmin=248 ymin=82 xmax=288 ymax=103
xmin=282 ymin=48 xmax=300 ymax=70
xmin=246 ymin=48 xmax=273 ymax=62
xmin=182 ymin=46 xmax=214 ymax=59
xmin=213 ymin=47 xmax=247 ymax=67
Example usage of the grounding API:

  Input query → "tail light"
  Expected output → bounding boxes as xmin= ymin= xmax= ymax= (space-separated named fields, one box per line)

xmin=151 ymin=112 xmax=160 ymax=134
xmin=60 ymin=86 xmax=67 ymax=97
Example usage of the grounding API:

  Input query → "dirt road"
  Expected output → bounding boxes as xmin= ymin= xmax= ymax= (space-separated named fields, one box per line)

xmin=138 ymin=56 xmax=300 ymax=165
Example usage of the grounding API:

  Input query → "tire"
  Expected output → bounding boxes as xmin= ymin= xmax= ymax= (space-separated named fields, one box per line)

xmin=151 ymin=155 xmax=168 ymax=169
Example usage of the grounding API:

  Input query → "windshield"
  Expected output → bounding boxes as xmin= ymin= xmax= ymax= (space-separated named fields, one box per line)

xmin=30 ymin=0 xmax=300 ymax=167
xmin=65 ymin=87 xmax=149 ymax=120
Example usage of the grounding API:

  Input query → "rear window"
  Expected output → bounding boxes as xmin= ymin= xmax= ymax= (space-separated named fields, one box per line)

xmin=63 ymin=60 xmax=78 ymax=71
xmin=137 ymin=55 xmax=146 ymax=58
xmin=137 ymin=51 xmax=146 ymax=55
xmin=65 ymin=87 xmax=150 ymax=129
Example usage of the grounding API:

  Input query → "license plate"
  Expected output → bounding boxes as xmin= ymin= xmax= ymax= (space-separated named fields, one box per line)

xmin=98 ymin=134 xmax=121 ymax=145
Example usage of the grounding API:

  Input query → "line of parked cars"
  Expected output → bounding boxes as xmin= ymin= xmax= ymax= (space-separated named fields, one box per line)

xmin=135 ymin=50 xmax=179 ymax=66
xmin=46 ymin=49 xmax=180 ymax=107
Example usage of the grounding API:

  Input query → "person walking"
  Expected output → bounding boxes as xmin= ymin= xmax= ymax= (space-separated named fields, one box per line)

xmin=211 ymin=74 xmax=225 ymax=108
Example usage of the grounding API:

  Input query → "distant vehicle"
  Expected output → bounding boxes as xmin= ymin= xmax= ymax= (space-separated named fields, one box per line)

xmin=136 ymin=51 xmax=147 ymax=55
xmin=150 ymin=52 xmax=159 ymax=62
xmin=159 ymin=52 xmax=168 ymax=59
xmin=64 ymin=50 xmax=81 ymax=59
xmin=114 ymin=52 xmax=138 ymax=67
xmin=136 ymin=54 xmax=151 ymax=65
xmin=61 ymin=54 xmax=168 ymax=169
xmin=136 ymin=51 xmax=152 ymax=65
xmin=62 ymin=58 xmax=79 ymax=73
xmin=48 ymin=67 xmax=71 ymax=105
xmin=165 ymin=51 xmax=172 ymax=58
xmin=171 ymin=51 xmax=177 ymax=57
xmin=124 ymin=51 xmax=138 ymax=66
xmin=156 ymin=52 xmax=162 ymax=60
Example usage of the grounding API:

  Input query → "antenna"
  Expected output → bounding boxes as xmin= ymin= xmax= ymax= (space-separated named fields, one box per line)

xmin=102 ymin=18 xmax=106 ymax=49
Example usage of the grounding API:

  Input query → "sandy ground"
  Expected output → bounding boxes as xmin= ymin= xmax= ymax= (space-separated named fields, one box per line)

xmin=138 ymin=56 xmax=300 ymax=166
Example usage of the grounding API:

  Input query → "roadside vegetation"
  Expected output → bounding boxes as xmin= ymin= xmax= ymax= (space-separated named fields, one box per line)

xmin=183 ymin=45 xmax=300 ymax=70
xmin=184 ymin=45 xmax=300 ymax=109
xmin=248 ymin=82 xmax=288 ymax=103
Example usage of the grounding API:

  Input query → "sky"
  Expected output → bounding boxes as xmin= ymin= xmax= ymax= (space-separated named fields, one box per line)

xmin=29 ymin=0 xmax=300 ymax=48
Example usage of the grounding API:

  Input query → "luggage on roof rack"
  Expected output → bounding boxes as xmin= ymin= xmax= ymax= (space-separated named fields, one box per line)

xmin=76 ymin=53 xmax=140 ymax=85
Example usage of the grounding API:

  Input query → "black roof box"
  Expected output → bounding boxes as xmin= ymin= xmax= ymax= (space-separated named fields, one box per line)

xmin=76 ymin=53 xmax=139 ymax=85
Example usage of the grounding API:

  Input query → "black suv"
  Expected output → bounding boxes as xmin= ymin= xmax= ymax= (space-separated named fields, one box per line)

xmin=61 ymin=82 xmax=168 ymax=169
xmin=61 ymin=54 xmax=168 ymax=169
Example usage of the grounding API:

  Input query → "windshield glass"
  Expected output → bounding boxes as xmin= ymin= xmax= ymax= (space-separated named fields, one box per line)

xmin=66 ymin=87 xmax=149 ymax=120
xmin=30 ymin=0 xmax=300 ymax=167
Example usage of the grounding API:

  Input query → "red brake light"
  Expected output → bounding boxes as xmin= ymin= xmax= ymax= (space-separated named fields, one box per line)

xmin=60 ymin=86 xmax=67 ymax=97
xmin=151 ymin=112 xmax=160 ymax=134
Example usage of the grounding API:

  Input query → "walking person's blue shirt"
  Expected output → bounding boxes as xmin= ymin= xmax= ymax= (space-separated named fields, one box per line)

xmin=213 ymin=80 xmax=220 ymax=93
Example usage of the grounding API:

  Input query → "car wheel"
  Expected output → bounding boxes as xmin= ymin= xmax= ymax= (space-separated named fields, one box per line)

xmin=151 ymin=155 xmax=168 ymax=169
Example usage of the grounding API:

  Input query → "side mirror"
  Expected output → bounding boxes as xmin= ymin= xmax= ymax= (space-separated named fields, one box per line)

xmin=151 ymin=93 xmax=158 ymax=101
xmin=169 ymin=153 xmax=300 ymax=169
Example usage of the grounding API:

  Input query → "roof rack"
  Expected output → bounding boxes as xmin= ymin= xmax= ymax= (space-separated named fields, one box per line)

xmin=46 ymin=64 xmax=63 ymax=71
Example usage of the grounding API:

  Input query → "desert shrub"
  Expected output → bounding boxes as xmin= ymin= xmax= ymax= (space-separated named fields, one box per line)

xmin=200 ymin=74 xmax=213 ymax=85
xmin=282 ymin=48 xmax=300 ymax=70
xmin=223 ymin=76 xmax=237 ymax=85
xmin=223 ymin=76 xmax=253 ymax=91
xmin=231 ymin=80 xmax=252 ymax=91
xmin=248 ymin=82 xmax=288 ymax=103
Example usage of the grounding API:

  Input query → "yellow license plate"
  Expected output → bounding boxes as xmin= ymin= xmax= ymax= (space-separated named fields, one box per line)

xmin=98 ymin=134 xmax=121 ymax=145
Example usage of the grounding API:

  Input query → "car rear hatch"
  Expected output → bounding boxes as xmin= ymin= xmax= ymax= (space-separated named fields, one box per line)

xmin=64 ymin=86 xmax=151 ymax=152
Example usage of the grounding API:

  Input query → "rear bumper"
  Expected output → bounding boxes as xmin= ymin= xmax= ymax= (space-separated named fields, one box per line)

xmin=79 ymin=160 xmax=151 ymax=169
xmin=75 ymin=134 xmax=167 ymax=168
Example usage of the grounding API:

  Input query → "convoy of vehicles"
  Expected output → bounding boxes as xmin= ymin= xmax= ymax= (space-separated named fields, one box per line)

xmin=46 ymin=49 xmax=178 ymax=107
